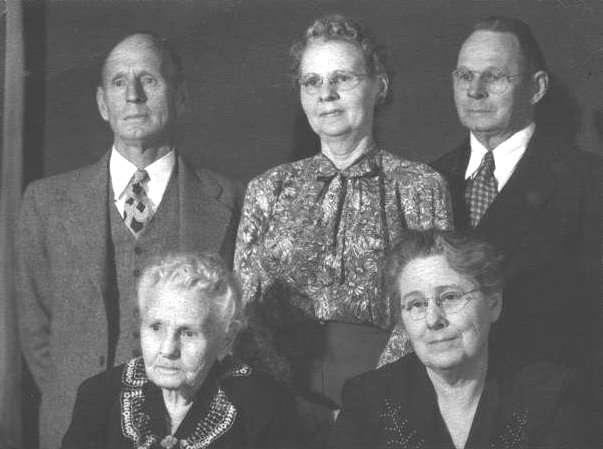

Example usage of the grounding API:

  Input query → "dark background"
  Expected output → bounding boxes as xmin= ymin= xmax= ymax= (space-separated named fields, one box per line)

xmin=13 ymin=1 xmax=603 ymax=446
xmin=21 ymin=0 xmax=603 ymax=187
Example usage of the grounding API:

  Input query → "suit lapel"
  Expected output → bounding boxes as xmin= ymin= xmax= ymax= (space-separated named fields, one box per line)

xmin=178 ymin=156 xmax=233 ymax=254
xmin=61 ymin=152 xmax=112 ymax=296
xmin=476 ymin=134 xmax=557 ymax=260
xmin=443 ymin=141 xmax=472 ymax=232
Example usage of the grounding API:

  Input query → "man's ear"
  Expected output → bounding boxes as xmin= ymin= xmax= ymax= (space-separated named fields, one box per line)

xmin=530 ymin=70 xmax=548 ymax=105
xmin=175 ymin=81 xmax=189 ymax=116
xmin=488 ymin=291 xmax=503 ymax=323
xmin=96 ymin=86 xmax=109 ymax=122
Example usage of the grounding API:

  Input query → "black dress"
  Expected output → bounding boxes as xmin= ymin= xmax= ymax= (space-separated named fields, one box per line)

xmin=329 ymin=352 xmax=592 ymax=449
xmin=62 ymin=358 xmax=295 ymax=449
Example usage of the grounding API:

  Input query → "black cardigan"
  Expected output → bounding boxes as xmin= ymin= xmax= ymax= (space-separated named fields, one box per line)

xmin=62 ymin=358 xmax=295 ymax=449
xmin=329 ymin=352 xmax=592 ymax=449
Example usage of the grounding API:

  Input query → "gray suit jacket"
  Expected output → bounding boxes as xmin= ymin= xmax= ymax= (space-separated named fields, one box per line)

xmin=16 ymin=151 xmax=240 ymax=449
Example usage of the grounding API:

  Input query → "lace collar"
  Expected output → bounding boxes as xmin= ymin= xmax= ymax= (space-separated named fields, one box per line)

xmin=120 ymin=357 xmax=252 ymax=449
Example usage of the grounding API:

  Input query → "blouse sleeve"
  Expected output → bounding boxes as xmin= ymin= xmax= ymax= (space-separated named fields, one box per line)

xmin=234 ymin=177 xmax=273 ymax=305
xmin=408 ymin=169 xmax=454 ymax=232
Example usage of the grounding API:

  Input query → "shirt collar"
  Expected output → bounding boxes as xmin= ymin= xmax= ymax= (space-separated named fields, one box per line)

xmin=109 ymin=147 xmax=176 ymax=200
xmin=466 ymin=122 xmax=535 ymax=182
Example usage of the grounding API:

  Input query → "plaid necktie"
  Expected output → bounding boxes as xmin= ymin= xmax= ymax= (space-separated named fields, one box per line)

xmin=123 ymin=169 xmax=153 ymax=237
xmin=465 ymin=150 xmax=497 ymax=228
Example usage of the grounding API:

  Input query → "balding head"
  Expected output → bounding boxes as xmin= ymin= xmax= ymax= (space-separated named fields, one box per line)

xmin=96 ymin=31 xmax=186 ymax=154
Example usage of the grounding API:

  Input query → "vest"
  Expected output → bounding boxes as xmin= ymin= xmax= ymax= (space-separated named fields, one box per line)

xmin=109 ymin=171 xmax=181 ymax=365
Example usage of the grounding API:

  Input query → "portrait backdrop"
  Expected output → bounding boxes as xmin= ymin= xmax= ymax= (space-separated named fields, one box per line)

xmin=22 ymin=0 xmax=603 ymax=186
xmin=8 ymin=1 xmax=603 ymax=447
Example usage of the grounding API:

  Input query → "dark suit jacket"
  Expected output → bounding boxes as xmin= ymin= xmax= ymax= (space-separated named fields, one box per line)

xmin=16 ymin=152 xmax=241 ymax=449
xmin=329 ymin=352 xmax=590 ymax=449
xmin=62 ymin=360 xmax=295 ymax=449
xmin=431 ymin=129 xmax=602 ymax=373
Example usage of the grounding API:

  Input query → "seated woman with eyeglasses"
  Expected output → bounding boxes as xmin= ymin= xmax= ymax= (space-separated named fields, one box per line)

xmin=329 ymin=230 xmax=591 ymax=449
xmin=235 ymin=14 xmax=451 ymax=445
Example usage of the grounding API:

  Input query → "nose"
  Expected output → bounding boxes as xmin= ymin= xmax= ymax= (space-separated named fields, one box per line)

xmin=425 ymin=302 xmax=448 ymax=330
xmin=126 ymin=78 xmax=146 ymax=103
xmin=466 ymin=76 xmax=488 ymax=99
xmin=318 ymin=80 xmax=339 ymax=102
xmin=159 ymin=331 xmax=180 ymax=359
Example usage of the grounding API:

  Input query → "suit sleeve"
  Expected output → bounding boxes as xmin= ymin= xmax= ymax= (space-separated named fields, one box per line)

xmin=15 ymin=183 xmax=53 ymax=390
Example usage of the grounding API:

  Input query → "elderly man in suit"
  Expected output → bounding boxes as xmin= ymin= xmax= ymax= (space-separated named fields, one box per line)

xmin=16 ymin=31 xmax=240 ymax=449
xmin=431 ymin=16 xmax=601 ymax=428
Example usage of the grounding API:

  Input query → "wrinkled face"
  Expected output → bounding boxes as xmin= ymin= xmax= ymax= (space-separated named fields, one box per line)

xmin=140 ymin=285 xmax=226 ymax=395
xmin=299 ymin=40 xmax=382 ymax=142
xmin=454 ymin=30 xmax=536 ymax=147
xmin=399 ymin=255 xmax=501 ymax=372
xmin=96 ymin=34 xmax=185 ymax=150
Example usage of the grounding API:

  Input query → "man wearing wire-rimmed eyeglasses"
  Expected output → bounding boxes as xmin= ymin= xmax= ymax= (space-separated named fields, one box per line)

xmin=431 ymin=16 xmax=602 ymax=445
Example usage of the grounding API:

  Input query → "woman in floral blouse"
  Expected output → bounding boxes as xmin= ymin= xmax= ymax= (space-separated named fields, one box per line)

xmin=235 ymin=14 xmax=452 ymax=445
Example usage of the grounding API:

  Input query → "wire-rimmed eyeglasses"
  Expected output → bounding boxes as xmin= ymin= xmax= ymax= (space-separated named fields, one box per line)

xmin=402 ymin=288 xmax=482 ymax=321
xmin=452 ymin=67 xmax=523 ymax=94
xmin=299 ymin=70 xmax=369 ymax=95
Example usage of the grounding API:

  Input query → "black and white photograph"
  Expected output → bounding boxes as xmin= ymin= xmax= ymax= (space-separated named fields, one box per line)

xmin=0 ymin=1 xmax=601 ymax=448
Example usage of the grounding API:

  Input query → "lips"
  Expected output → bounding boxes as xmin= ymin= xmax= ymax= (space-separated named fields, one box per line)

xmin=428 ymin=336 xmax=458 ymax=345
xmin=319 ymin=109 xmax=343 ymax=117
xmin=155 ymin=365 xmax=180 ymax=373
xmin=124 ymin=113 xmax=148 ymax=120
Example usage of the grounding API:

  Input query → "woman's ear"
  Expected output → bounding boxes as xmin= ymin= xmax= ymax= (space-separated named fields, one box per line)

xmin=217 ymin=321 xmax=242 ymax=361
xmin=376 ymin=74 xmax=389 ymax=104
xmin=488 ymin=291 xmax=503 ymax=323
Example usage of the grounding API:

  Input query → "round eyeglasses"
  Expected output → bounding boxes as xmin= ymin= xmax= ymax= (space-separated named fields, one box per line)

xmin=402 ymin=288 xmax=481 ymax=321
xmin=452 ymin=67 xmax=523 ymax=94
xmin=299 ymin=70 xmax=368 ymax=95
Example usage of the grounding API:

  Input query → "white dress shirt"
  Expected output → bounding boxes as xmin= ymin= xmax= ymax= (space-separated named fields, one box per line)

xmin=465 ymin=122 xmax=535 ymax=191
xmin=109 ymin=148 xmax=176 ymax=218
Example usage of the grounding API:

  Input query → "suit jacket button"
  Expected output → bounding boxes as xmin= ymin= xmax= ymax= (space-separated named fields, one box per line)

xmin=133 ymin=268 xmax=141 ymax=277
xmin=99 ymin=355 xmax=105 ymax=367
xmin=134 ymin=246 xmax=143 ymax=255
xmin=132 ymin=349 xmax=141 ymax=358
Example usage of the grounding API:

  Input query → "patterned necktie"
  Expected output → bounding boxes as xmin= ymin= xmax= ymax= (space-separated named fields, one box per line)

xmin=123 ymin=169 xmax=153 ymax=237
xmin=465 ymin=150 xmax=498 ymax=228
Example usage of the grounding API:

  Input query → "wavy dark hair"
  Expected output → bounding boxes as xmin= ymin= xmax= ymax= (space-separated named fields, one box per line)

xmin=384 ymin=230 xmax=504 ymax=321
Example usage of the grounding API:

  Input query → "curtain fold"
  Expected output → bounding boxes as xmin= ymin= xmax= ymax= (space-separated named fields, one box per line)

xmin=0 ymin=0 xmax=24 ymax=447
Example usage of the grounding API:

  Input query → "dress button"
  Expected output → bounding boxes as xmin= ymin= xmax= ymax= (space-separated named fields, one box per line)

xmin=133 ymin=268 xmax=141 ymax=277
xmin=132 ymin=348 xmax=142 ymax=358
xmin=134 ymin=246 xmax=143 ymax=255
xmin=99 ymin=355 xmax=105 ymax=367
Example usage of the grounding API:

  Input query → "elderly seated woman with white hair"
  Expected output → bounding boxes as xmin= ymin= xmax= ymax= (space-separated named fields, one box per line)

xmin=62 ymin=253 xmax=294 ymax=449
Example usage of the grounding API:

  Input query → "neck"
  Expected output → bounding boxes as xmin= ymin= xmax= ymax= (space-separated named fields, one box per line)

xmin=473 ymin=119 xmax=532 ymax=151
xmin=426 ymin=351 xmax=488 ymax=403
xmin=114 ymin=141 xmax=173 ymax=169
xmin=320 ymin=134 xmax=375 ymax=170
xmin=162 ymin=388 xmax=195 ymax=434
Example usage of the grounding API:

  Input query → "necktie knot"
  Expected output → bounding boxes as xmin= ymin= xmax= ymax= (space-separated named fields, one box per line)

xmin=124 ymin=169 xmax=153 ymax=237
xmin=477 ymin=151 xmax=495 ymax=178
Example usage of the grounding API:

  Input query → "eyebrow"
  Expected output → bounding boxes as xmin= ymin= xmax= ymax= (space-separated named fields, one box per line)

xmin=401 ymin=285 xmax=463 ymax=300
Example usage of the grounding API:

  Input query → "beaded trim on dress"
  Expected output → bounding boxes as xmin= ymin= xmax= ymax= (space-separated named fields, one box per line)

xmin=120 ymin=357 xmax=251 ymax=449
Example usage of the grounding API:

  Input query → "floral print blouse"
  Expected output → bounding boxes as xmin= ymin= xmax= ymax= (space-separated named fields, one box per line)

xmin=235 ymin=148 xmax=452 ymax=331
